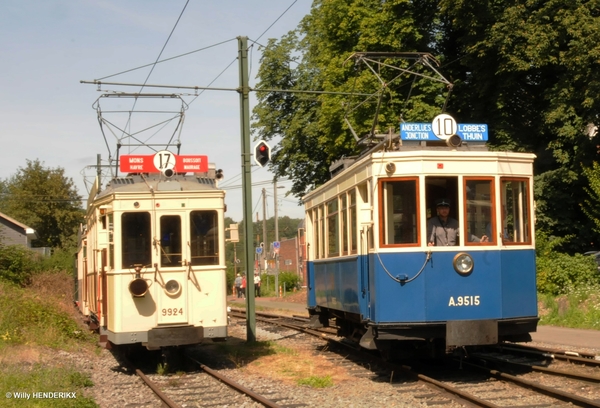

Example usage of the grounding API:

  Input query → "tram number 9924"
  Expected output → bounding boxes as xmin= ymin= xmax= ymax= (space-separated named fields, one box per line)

xmin=162 ymin=308 xmax=184 ymax=316
xmin=448 ymin=296 xmax=480 ymax=307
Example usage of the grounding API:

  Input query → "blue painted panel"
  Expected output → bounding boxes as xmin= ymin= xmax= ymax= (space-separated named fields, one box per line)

xmin=310 ymin=257 xmax=361 ymax=314
xmin=369 ymin=251 xmax=503 ymax=323
xmin=308 ymin=248 xmax=537 ymax=325
xmin=500 ymin=249 xmax=537 ymax=317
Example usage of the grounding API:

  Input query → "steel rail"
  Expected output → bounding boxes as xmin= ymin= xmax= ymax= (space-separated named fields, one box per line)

xmin=185 ymin=354 xmax=282 ymax=408
xmin=461 ymin=359 xmax=600 ymax=408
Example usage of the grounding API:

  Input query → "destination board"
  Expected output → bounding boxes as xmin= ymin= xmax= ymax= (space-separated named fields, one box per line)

xmin=120 ymin=152 xmax=209 ymax=173
xmin=400 ymin=122 xmax=488 ymax=141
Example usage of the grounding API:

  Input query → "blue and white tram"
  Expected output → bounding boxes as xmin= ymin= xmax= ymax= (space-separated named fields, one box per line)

xmin=303 ymin=140 xmax=538 ymax=357
xmin=76 ymin=155 xmax=228 ymax=350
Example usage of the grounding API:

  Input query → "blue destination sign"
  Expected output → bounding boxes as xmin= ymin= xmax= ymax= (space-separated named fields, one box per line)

xmin=400 ymin=123 xmax=488 ymax=141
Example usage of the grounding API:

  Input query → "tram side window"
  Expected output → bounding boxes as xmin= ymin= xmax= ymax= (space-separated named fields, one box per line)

xmin=160 ymin=215 xmax=182 ymax=267
xmin=501 ymin=179 xmax=531 ymax=244
xmin=350 ymin=189 xmax=358 ymax=254
xmin=121 ymin=212 xmax=151 ymax=268
xmin=465 ymin=179 xmax=495 ymax=245
xmin=327 ymin=199 xmax=339 ymax=257
xmin=108 ymin=213 xmax=114 ymax=269
xmin=341 ymin=194 xmax=348 ymax=255
xmin=190 ymin=211 xmax=219 ymax=265
xmin=380 ymin=179 xmax=418 ymax=246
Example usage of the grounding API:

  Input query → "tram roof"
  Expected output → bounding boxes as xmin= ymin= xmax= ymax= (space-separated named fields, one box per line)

xmin=94 ymin=173 xmax=222 ymax=200
xmin=303 ymin=146 xmax=536 ymax=203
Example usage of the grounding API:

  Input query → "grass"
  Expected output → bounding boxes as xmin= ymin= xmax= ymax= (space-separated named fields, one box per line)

xmin=0 ymin=272 xmax=99 ymax=406
xmin=0 ymin=362 xmax=97 ymax=407
xmin=208 ymin=339 xmax=350 ymax=387
xmin=538 ymin=285 xmax=600 ymax=329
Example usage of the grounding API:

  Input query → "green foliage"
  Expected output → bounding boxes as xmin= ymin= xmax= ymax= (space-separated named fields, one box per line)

xmin=0 ymin=159 xmax=83 ymax=249
xmin=581 ymin=161 xmax=600 ymax=236
xmin=0 ymin=365 xmax=96 ymax=408
xmin=297 ymin=375 xmax=333 ymax=388
xmin=278 ymin=271 xmax=301 ymax=291
xmin=37 ymin=247 xmax=77 ymax=273
xmin=0 ymin=245 xmax=39 ymax=286
xmin=536 ymin=231 xmax=600 ymax=295
xmin=253 ymin=0 xmax=600 ymax=249
xmin=0 ymin=279 xmax=95 ymax=350
xmin=538 ymin=288 xmax=600 ymax=329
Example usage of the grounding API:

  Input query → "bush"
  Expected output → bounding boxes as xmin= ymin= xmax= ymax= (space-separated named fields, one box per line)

xmin=0 ymin=245 xmax=39 ymax=285
xmin=536 ymin=231 xmax=600 ymax=295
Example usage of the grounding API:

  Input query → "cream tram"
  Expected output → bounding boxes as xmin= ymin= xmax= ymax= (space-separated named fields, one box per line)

xmin=76 ymin=151 xmax=228 ymax=349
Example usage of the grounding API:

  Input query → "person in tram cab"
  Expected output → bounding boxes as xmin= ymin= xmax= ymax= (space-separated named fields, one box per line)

xmin=427 ymin=198 xmax=459 ymax=246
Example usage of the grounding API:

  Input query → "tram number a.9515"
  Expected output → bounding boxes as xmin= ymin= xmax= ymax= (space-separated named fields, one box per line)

xmin=162 ymin=308 xmax=184 ymax=316
xmin=448 ymin=296 xmax=480 ymax=307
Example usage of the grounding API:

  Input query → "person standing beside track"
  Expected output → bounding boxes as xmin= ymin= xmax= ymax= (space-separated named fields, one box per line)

xmin=254 ymin=272 xmax=261 ymax=297
xmin=234 ymin=273 xmax=242 ymax=298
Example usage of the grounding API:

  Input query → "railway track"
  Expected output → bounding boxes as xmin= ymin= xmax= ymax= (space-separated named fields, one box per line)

xmin=234 ymin=308 xmax=600 ymax=408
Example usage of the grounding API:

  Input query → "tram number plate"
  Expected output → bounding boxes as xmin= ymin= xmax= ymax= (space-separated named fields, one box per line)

xmin=448 ymin=296 xmax=480 ymax=306
xmin=162 ymin=308 xmax=184 ymax=316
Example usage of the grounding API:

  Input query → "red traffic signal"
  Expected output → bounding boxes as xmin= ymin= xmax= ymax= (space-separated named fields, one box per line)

xmin=254 ymin=140 xmax=271 ymax=167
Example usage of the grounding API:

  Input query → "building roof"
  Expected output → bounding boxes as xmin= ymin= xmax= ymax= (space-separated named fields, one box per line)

xmin=0 ymin=211 xmax=38 ymax=238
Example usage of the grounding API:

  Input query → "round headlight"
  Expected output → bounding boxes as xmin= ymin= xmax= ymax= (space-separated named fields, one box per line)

xmin=165 ymin=279 xmax=181 ymax=295
xmin=453 ymin=253 xmax=474 ymax=275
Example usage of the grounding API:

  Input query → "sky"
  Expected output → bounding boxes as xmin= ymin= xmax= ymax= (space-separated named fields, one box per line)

xmin=0 ymin=0 xmax=314 ymax=222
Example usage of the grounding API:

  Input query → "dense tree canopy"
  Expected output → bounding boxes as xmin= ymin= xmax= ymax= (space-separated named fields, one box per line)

xmin=0 ymin=159 xmax=83 ymax=249
xmin=252 ymin=0 xmax=600 ymax=252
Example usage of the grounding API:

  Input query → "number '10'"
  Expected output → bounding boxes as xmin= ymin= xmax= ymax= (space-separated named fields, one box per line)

xmin=434 ymin=117 xmax=456 ymax=136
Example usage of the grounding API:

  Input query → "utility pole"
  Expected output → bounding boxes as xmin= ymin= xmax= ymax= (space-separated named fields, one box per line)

xmin=274 ymin=181 xmax=280 ymax=295
xmin=237 ymin=36 xmax=255 ymax=342
xmin=262 ymin=188 xmax=267 ymax=273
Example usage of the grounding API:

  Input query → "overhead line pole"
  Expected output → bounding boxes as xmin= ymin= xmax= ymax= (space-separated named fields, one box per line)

xmin=237 ymin=36 xmax=255 ymax=342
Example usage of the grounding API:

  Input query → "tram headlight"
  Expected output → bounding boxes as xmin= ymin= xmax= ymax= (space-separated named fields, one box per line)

xmin=165 ymin=279 xmax=181 ymax=296
xmin=453 ymin=252 xmax=474 ymax=275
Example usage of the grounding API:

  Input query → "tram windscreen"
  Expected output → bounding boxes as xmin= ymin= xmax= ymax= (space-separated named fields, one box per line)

xmin=380 ymin=179 xmax=418 ymax=245
xmin=121 ymin=212 xmax=151 ymax=268
xmin=190 ymin=211 xmax=219 ymax=265
xmin=501 ymin=179 xmax=531 ymax=244
xmin=160 ymin=215 xmax=182 ymax=267
xmin=465 ymin=179 xmax=495 ymax=244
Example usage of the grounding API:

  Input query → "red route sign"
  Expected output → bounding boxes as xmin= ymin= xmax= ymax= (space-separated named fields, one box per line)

xmin=120 ymin=154 xmax=208 ymax=173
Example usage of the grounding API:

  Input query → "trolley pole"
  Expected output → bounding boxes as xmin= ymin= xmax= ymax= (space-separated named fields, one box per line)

xmin=237 ymin=36 xmax=255 ymax=342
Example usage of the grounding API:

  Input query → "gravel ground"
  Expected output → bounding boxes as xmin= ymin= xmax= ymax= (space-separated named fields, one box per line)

xmin=64 ymin=292 xmax=600 ymax=407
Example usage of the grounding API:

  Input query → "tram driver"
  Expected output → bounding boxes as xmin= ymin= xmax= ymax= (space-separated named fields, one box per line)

xmin=428 ymin=199 xmax=490 ymax=246
xmin=427 ymin=199 xmax=459 ymax=246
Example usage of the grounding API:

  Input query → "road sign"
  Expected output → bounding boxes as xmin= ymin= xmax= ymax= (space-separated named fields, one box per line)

xmin=256 ymin=247 xmax=263 ymax=254
xmin=273 ymin=241 xmax=280 ymax=254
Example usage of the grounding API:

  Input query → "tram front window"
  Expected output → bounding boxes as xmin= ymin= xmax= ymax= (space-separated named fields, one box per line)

xmin=121 ymin=212 xmax=151 ymax=268
xmin=465 ymin=179 xmax=495 ymax=245
xmin=501 ymin=179 xmax=531 ymax=244
xmin=190 ymin=211 xmax=219 ymax=265
xmin=160 ymin=215 xmax=182 ymax=267
xmin=380 ymin=179 xmax=418 ymax=246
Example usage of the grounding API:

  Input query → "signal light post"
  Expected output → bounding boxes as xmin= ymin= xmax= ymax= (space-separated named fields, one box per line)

xmin=254 ymin=140 xmax=271 ymax=167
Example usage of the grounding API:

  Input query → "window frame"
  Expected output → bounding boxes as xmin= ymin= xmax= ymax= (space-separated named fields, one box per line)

xmin=378 ymin=177 xmax=421 ymax=248
xmin=500 ymin=177 xmax=532 ymax=245
xmin=463 ymin=177 xmax=496 ymax=246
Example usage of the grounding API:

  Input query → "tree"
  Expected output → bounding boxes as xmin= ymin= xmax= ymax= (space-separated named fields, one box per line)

xmin=253 ymin=0 xmax=600 ymax=251
xmin=253 ymin=0 xmax=444 ymax=198
xmin=0 ymin=159 xmax=83 ymax=249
